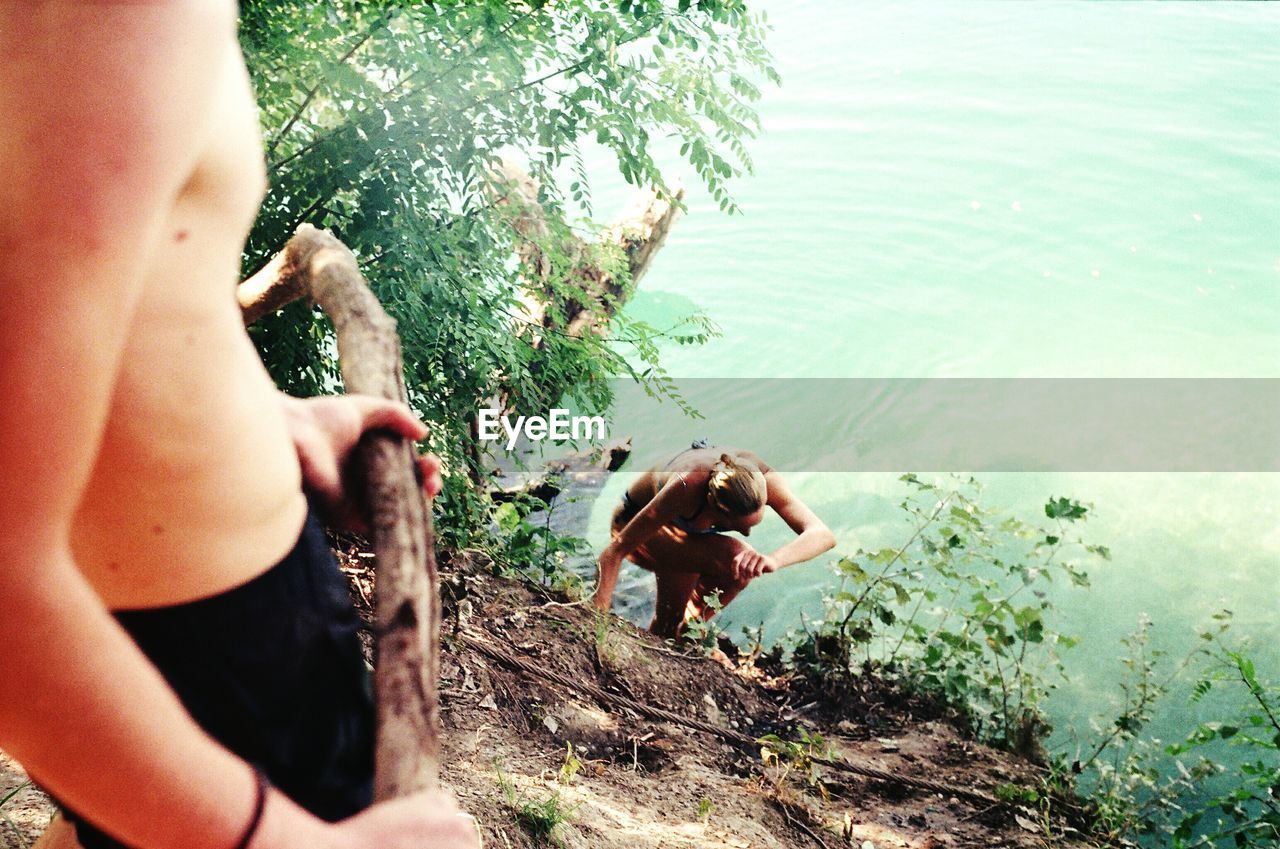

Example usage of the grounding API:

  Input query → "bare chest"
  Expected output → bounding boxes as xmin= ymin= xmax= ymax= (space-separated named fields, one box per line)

xmin=72 ymin=45 xmax=307 ymax=608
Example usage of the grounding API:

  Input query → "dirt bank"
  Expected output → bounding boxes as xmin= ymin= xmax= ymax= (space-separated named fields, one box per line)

xmin=1 ymin=548 xmax=1094 ymax=849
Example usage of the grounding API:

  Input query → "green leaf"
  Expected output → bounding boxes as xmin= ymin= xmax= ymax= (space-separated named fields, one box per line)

xmin=1044 ymin=496 xmax=1087 ymax=521
xmin=837 ymin=558 xmax=867 ymax=580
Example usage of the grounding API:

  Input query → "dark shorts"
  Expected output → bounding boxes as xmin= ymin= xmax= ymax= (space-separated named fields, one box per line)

xmin=65 ymin=507 xmax=374 ymax=849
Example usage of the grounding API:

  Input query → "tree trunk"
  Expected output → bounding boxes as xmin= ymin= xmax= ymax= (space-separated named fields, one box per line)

xmin=237 ymin=223 xmax=440 ymax=799
xmin=493 ymin=161 xmax=684 ymax=349
xmin=487 ymin=163 xmax=682 ymax=479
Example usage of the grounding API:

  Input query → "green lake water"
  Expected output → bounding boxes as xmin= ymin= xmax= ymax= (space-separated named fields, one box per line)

xmin=568 ymin=1 xmax=1279 ymax=754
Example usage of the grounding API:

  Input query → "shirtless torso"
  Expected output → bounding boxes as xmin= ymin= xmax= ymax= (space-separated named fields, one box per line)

xmin=70 ymin=23 xmax=307 ymax=611
xmin=1 ymin=7 xmax=473 ymax=849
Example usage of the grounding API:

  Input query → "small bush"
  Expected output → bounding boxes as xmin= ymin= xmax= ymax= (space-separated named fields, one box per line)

xmin=786 ymin=474 xmax=1104 ymax=751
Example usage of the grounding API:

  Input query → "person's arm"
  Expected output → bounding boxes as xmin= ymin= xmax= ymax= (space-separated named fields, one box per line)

xmin=761 ymin=472 xmax=836 ymax=569
xmin=592 ymin=469 xmax=709 ymax=611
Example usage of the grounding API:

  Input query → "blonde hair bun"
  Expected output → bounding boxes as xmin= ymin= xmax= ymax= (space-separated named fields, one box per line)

xmin=707 ymin=453 xmax=766 ymax=516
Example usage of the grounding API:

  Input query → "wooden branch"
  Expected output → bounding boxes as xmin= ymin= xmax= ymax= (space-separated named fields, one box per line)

xmin=603 ymin=183 xmax=683 ymax=290
xmin=237 ymin=224 xmax=440 ymax=799
xmin=490 ymin=437 xmax=632 ymax=505
xmin=567 ymin=183 xmax=682 ymax=338
xmin=236 ymin=241 xmax=315 ymax=326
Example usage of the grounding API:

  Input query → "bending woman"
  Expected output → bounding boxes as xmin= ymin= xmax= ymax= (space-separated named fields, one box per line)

xmin=592 ymin=445 xmax=836 ymax=637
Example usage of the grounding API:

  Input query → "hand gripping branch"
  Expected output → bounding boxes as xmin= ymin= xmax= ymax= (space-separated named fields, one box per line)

xmin=239 ymin=223 xmax=440 ymax=799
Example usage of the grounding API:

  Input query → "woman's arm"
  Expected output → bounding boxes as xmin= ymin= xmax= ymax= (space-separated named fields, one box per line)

xmin=592 ymin=469 xmax=708 ymax=611
xmin=762 ymin=472 xmax=836 ymax=569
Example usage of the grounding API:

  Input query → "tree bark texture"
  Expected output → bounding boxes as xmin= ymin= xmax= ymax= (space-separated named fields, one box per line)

xmin=237 ymin=223 xmax=440 ymax=799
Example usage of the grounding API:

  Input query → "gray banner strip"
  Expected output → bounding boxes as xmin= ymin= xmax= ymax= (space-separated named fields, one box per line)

xmin=592 ymin=378 xmax=1280 ymax=472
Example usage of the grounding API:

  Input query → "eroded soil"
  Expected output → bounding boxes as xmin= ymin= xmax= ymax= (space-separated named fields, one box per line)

xmin=1 ymin=548 xmax=1094 ymax=849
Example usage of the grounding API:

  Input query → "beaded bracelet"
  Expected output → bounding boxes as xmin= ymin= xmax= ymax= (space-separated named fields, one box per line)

xmin=233 ymin=767 xmax=270 ymax=849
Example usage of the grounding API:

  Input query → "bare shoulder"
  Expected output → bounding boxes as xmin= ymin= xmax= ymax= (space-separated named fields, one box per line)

xmin=0 ymin=2 xmax=237 ymax=213
xmin=662 ymin=446 xmax=772 ymax=483
xmin=664 ymin=452 xmax=715 ymax=486
xmin=0 ymin=2 xmax=236 ymax=77
xmin=730 ymin=449 xmax=774 ymax=476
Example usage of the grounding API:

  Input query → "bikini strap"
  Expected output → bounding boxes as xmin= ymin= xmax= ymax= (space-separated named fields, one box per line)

xmin=664 ymin=437 xmax=712 ymax=470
